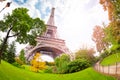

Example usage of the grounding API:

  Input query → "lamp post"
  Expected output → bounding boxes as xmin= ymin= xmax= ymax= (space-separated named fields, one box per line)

xmin=0 ymin=1 xmax=12 ymax=13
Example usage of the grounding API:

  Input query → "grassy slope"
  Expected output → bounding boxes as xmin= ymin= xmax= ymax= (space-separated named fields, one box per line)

xmin=101 ymin=53 xmax=120 ymax=66
xmin=0 ymin=60 xmax=116 ymax=80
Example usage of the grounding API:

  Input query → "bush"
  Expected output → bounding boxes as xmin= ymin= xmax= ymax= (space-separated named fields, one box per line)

xmin=12 ymin=62 xmax=21 ymax=67
xmin=55 ymin=54 xmax=70 ymax=74
xmin=19 ymin=49 xmax=26 ymax=64
xmin=44 ymin=66 xmax=53 ymax=73
xmin=15 ymin=57 xmax=24 ymax=65
xmin=54 ymin=54 xmax=91 ymax=74
xmin=67 ymin=59 xmax=90 ymax=73
xmin=12 ymin=62 xmax=25 ymax=69
xmin=30 ymin=53 xmax=47 ymax=72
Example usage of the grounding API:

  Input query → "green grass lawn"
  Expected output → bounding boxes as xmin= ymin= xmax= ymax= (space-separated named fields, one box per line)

xmin=0 ymin=60 xmax=116 ymax=80
xmin=101 ymin=53 xmax=120 ymax=66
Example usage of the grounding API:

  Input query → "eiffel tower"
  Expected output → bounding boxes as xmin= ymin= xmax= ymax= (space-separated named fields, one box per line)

xmin=25 ymin=8 xmax=70 ymax=61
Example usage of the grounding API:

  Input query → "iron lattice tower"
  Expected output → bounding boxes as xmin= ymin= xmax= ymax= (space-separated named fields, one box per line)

xmin=25 ymin=8 xmax=70 ymax=61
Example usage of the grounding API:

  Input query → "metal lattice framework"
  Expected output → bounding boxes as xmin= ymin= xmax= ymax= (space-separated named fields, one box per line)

xmin=25 ymin=8 xmax=70 ymax=61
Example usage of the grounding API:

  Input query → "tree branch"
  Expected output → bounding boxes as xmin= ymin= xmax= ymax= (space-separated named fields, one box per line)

xmin=8 ymin=33 xmax=20 ymax=38
xmin=0 ymin=24 xmax=13 ymax=63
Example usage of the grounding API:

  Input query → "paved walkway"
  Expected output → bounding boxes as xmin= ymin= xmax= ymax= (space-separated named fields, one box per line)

xmin=94 ymin=62 xmax=120 ymax=79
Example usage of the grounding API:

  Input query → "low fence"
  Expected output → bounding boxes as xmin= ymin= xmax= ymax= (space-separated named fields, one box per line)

xmin=94 ymin=62 xmax=120 ymax=75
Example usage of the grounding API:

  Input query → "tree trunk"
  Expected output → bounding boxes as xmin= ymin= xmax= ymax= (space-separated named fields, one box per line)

xmin=0 ymin=26 xmax=13 ymax=64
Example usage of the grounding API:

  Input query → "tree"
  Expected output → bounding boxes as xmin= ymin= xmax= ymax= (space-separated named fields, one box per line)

xmin=100 ymin=0 xmax=120 ymax=21
xmin=99 ymin=0 xmax=114 ymax=21
xmin=0 ymin=8 xmax=46 ymax=63
xmin=6 ymin=41 xmax=16 ymax=63
xmin=0 ymin=40 xmax=8 ymax=61
xmin=75 ymin=49 xmax=88 ymax=59
xmin=75 ymin=46 xmax=96 ymax=64
xmin=104 ymin=21 xmax=120 ymax=45
xmin=99 ymin=0 xmax=120 ymax=58
xmin=0 ymin=41 xmax=16 ymax=63
xmin=100 ymin=0 xmax=120 ymax=45
xmin=92 ymin=25 xmax=108 ymax=52
xmin=19 ymin=49 xmax=26 ymax=64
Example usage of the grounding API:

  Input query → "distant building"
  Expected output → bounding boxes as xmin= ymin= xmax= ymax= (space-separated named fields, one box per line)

xmin=25 ymin=8 xmax=70 ymax=61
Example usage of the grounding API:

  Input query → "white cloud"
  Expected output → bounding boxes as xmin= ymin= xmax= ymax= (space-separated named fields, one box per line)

xmin=50 ymin=0 xmax=109 ymax=52
xmin=0 ymin=0 xmax=109 ymax=53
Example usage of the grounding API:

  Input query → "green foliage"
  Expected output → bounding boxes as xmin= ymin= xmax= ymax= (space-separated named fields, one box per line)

xmin=55 ymin=54 xmax=70 ymax=74
xmin=19 ymin=49 xmax=26 ymax=64
xmin=100 ymin=1 xmax=120 ymax=62
xmin=103 ymin=0 xmax=120 ymax=45
xmin=6 ymin=42 xmax=16 ymax=63
xmin=12 ymin=62 xmax=24 ymax=69
xmin=0 ymin=60 xmax=116 ymax=80
xmin=54 ymin=51 xmax=95 ymax=74
xmin=104 ymin=26 xmax=113 ymax=44
xmin=0 ymin=7 xmax=46 ymax=63
xmin=0 ymin=7 xmax=46 ymax=45
xmin=75 ymin=49 xmax=87 ymax=59
xmin=99 ymin=44 xmax=120 ymax=61
xmin=68 ymin=59 xmax=90 ymax=73
xmin=1 ymin=40 xmax=8 ymax=60
xmin=99 ymin=49 xmax=110 ymax=60
xmin=104 ymin=21 xmax=120 ymax=45
xmin=0 ymin=41 xmax=16 ymax=63
xmin=44 ymin=66 xmax=53 ymax=73
xmin=75 ymin=48 xmax=96 ymax=65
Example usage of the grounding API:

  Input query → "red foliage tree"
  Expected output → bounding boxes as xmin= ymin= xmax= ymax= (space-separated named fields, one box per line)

xmin=92 ymin=25 xmax=108 ymax=52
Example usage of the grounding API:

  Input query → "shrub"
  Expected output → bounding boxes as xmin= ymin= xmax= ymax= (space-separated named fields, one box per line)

xmin=55 ymin=54 xmax=70 ymax=74
xmin=12 ymin=62 xmax=21 ymax=68
xmin=12 ymin=62 xmax=25 ymax=69
xmin=44 ymin=66 xmax=53 ymax=73
xmin=19 ymin=49 xmax=26 ymax=64
xmin=15 ymin=57 xmax=24 ymax=65
xmin=67 ymin=59 xmax=90 ymax=73
xmin=30 ymin=53 xmax=47 ymax=72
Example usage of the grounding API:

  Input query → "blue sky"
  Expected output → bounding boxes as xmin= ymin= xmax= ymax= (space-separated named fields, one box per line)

xmin=0 ymin=0 xmax=109 ymax=53
xmin=12 ymin=0 xmax=51 ymax=19
xmin=13 ymin=0 xmax=27 ymax=4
